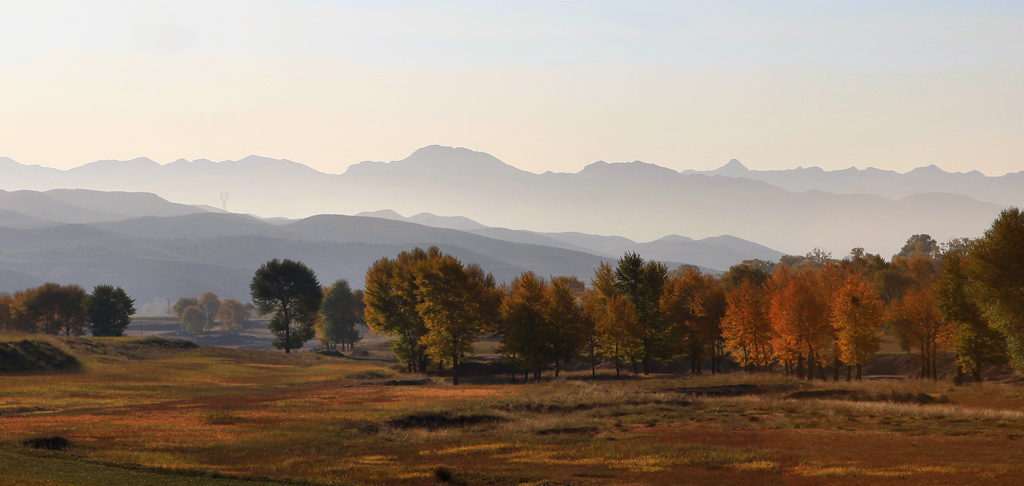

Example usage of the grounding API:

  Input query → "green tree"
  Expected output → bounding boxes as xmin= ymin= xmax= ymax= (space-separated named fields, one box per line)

xmin=199 ymin=292 xmax=221 ymax=332
xmin=83 ymin=285 xmax=136 ymax=337
xmin=895 ymin=234 xmax=941 ymax=261
xmin=934 ymin=248 xmax=1006 ymax=382
xmin=615 ymin=252 xmax=668 ymax=374
xmin=966 ymin=208 xmax=1024 ymax=372
xmin=317 ymin=279 xmax=363 ymax=352
xmin=250 ymin=259 xmax=323 ymax=353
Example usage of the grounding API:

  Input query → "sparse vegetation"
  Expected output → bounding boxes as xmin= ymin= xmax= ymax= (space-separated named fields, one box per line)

xmin=3 ymin=335 xmax=1024 ymax=485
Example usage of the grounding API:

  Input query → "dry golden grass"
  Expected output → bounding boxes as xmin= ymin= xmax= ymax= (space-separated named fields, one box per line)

xmin=3 ymin=336 xmax=1024 ymax=485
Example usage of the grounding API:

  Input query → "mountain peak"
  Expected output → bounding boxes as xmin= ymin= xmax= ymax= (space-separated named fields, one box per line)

xmin=713 ymin=159 xmax=749 ymax=176
xmin=344 ymin=145 xmax=526 ymax=178
xmin=908 ymin=164 xmax=945 ymax=175
xmin=652 ymin=234 xmax=695 ymax=243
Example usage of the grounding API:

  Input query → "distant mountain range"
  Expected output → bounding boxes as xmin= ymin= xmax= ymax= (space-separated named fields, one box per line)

xmin=693 ymin=159 xmax=1024 ymax=206
xmin=0 ymin=146 xmax=1011 ymax=257
xmin=0 ymin=189 xmax=784 ymax=309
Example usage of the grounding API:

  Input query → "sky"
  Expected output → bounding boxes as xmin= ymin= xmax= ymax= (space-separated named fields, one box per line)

xmin=0 ymin=1 xmax=1021 ymax=175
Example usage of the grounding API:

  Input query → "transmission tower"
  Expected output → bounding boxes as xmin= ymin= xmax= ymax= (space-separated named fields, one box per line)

xmin=220 ymin=192 xmax=229 ymax=212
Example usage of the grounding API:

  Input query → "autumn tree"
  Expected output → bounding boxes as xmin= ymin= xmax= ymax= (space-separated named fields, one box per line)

xmin=934 ymin=248 xmax=1006 ymax=382
xmin=83 ymin=285 xmax=136 ymax=337
xmin=497 ymin=272 xmax=550 ymax=381
xmin=217 ymin=298 xmax=248 ymax=333
xmin=0 ymin=294 xmax=14 ymax=331
xmin=887 ymin=286 xmax=953 ymax=380
xmin=770 ymin=268 xmax=833 ymax=380
xmin=180 ymin=305 xmax=206 ymax=335
xmin=661 ymin=268 xmax=727 ymax=374
xmin=615 ymin=252 xmax=668 ymax=374
xmin=597 ymin=293 xmax=640 ymax=377
xmin=199 ymin=292 xmax=221 ymax=332
xmin=545 ymin=276 xmax=587 ymax=377
xmin=364 ymin=247 xmax=441 ymax=373
xmin=250 ymin=259 xmax=323 ymax=353
xmin=415 ymin=256 xmax=500 ymax=385
xmin=831 ymin=275 xmax=883 ymax=380
xmin=12 ymin=283 xmax=88 ymax=336
xmin=590 ymin=262 xmax=641 ymax=377
xmin=317 ymin=279 xmax=364 ymax=352
xmin=172 ymin=297 xmax=199 ymax=319
xmin=578 ymin=289 xmax=603 ymax=377
xmin=722 ymin=280 xmax=775 ymax=371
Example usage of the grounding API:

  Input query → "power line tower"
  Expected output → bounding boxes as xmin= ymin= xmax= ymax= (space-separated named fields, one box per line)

xmin=219 ymin=192 xmax=229 ymax=212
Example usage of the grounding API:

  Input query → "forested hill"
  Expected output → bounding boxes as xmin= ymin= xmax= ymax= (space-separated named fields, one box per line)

xmin=0 ymin=146 xmax=1007 ymax=256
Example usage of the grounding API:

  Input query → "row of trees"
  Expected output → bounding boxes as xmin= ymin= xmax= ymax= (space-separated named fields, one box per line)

xmin=0 ymin=284 xmax=136 ymax=337
xmin=356 ymin=209 xmax=1024 ymax=384
xmin=172 ymin=292 xmax=251 ymax=334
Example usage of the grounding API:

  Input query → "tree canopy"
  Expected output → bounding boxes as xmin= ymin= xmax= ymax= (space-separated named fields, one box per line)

xmin=250 ymin=259 xmax=323 ymax=353
xmin=83 ymin=285 xmax=136 ymax=337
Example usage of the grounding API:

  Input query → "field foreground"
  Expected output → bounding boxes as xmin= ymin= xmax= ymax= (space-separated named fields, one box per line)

xmin=2 ymin=337 xmax=1024 ymax=485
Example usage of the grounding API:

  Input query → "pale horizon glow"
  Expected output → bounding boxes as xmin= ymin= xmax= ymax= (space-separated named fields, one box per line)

xmin=1 ymin=1 xmax=1022 ymax=176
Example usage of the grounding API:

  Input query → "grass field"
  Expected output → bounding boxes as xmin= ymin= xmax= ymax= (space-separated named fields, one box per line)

xmin=2 ymin=335 xmax=1024 ymax=485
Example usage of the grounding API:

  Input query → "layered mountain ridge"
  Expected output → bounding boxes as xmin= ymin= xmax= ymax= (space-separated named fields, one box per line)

xmin=0 ymin=189 xmax=784 ymax=306
xmin=0 ymin=145 xmax=1010 ymax=257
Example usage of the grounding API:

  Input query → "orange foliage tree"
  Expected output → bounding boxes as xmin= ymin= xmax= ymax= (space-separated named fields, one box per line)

xmin=661 ymin=268 xmax=727 ymax=374
xmin=722 ymin=280 xmax=775 ymax=371
xmin=769 ymin=267 xmax=833 ymax=380
xmin=831 ymin=275 xmax=884 ymax=380
xmin=887 ymin=285 xmax=954 ymax=380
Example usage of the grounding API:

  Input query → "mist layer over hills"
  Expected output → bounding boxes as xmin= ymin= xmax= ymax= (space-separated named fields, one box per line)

xmin=0 ymin=189 xmax=784 ymax=306
xmin=0 ymin=145 xmax=1008 ymax=258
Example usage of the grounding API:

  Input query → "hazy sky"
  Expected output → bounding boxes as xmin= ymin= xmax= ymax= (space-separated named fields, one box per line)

xmin=1 ymin=1 xmax=1021 ymax=175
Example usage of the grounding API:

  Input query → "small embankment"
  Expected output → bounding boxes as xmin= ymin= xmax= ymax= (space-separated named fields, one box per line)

xmin=0 ymin=336 xmax=202 ymax=373
xmin=0 ymin=339 xmax=80 ymax=372
xmin=786 ymin=389 xmax=951 ymax=405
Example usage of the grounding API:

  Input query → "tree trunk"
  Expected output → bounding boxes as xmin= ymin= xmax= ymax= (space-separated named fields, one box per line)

xmin=856 ymin=364 xmax=862 ymax=381
xmin=846 ymin=364 xmax=852 ymax=382
xmin=797 ymin=354 xmax=805 ymax=380
xmin=591 ymin=348 xmax=596 ymax=378
xmin=833 ymin=356 xmax=840 ymax=382
xmin=452 ymin=356 xmax=460 ymax=385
